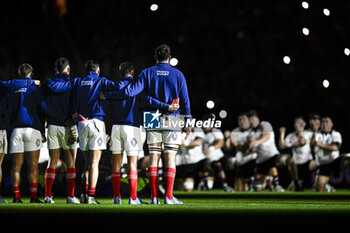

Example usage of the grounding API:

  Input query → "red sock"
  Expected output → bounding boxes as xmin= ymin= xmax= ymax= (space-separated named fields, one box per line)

xmin=88 ymin=186 xmax=96 ymax=197
xmin=147 ymin=167 xmax=158 ymax=198
xmin=128 ymin=170 xmax=138 ymax=200
xmin=111 ymin=172 xmax=121 ymax=198
xmin=67 ymin=168 xmax=76 ymax=198
xmin=13 ymin=186 xmax=20 ymax=199
xmin=165 ymin=167 xmax=176 ymax=199
xmin=31 ymin=183 xmax=38 ymax=199
xmin=45 ymin=168 xmax=55 ymax=197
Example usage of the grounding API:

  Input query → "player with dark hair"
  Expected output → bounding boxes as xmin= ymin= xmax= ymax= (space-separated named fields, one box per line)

xmin=4 ymin=63 xmax=46 ymax=203
xmin=226 ymin=112 xmax=257 ymax=191
xmin=200 ymin=114 xmax=233 ymax=192
xmin=247 ymin=110 xmax=284 ymax=192
xmin=109 ymin=44 xmax=191 ymax=204
xmin=43 ymin=57 xmax=79 ymax=204
xmin=0 ymin=76 xmax=39 ymax=203
xmin=279 ymin=116 xmax=313 ymax=191
xmin=312 ymin=116 xmax=342 ymax=192
xmin=46 ymin=60 xmax=127 ymax=204
xmin=101 ymin=61 xmax=179 ymax=204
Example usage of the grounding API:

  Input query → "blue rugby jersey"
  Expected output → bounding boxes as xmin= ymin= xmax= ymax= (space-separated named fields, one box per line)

xmin=0 ymin=79 xmax=37 ymax=130
xmin=3 ymin=78 xmax=46 ymax=132
xmin=113 ymin=63 xmax=191 ymax=118
xmin=43 ymin=73 xmax=74 ymax=126
xmin=45 ymin=71 xmax=122 ymax=121
xmin=104 ymin=76 xmax=170 ymax=127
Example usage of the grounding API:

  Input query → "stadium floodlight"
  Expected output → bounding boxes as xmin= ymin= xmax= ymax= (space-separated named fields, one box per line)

xmin=170 ymin=58 xmax=178 ymax=66
xmin=302 ymin=27 xmax=309 ymax=36
xmin=206 ymin=100 xmax=215 ymax=109
xmin=323 ymin=8 xmax=330 ymax=16
xmin=283 ymin=56 xmax=291 ymax=64
xmin=323 ymin=79 xmax=330 ymax=88
xmin=219 ymin=110 xmax=227 ymax=119
xmin=302 ymin=2 xmax=309 ymax=9
xmin=344 ymin=48 xmax=350 ymax=56
xmin=150 ymin=4 xmax=158 ymax=11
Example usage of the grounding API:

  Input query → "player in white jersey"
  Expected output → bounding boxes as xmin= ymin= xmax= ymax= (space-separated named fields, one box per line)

xmin=201 ymin=114 xmax=233 ymax=192
xmin=225 ymin=113 xmax=256 ymax=191
xmin=311 ymin=116 xmax=342 ymax=192
xmin=247 ymin=110 xmax=284 ymax=192
xmin=279 ymin=116 xmax=314 ymax=191
xmin=176 ymin=128 xmax=208 ymax=191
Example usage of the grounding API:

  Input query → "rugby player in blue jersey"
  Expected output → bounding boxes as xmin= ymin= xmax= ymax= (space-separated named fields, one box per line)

xmin=4 ymin=63 xmax=46 ymax=203
xmin=46 ymin=60 xmax=130 ymax=204
xmin=42 ymin=57 xmax=79 ymax=204
xmin=111 ymin=45 xmax=191 ymax=204
xmin=0 ymin=77 xmax=39 ymax=203
xmin=100 ymin=61 xmax=179 ymax=204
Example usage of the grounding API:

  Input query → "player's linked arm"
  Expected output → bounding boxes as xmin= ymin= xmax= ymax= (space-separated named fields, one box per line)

xmin=45 ymin=78 xmax=74 ymax=93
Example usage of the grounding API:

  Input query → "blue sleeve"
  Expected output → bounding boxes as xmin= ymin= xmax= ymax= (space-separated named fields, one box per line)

xmin=0 ymin=79 xmax=33 ymax=90
xmin=140 ymin=92 xmax=169 ymax=110
xmin=102 ymin=76 xmax=145 ymax=98
xmin=123 ymin=74 xmax=146 ymax=97
xmin=100 ymin=77 xmax=124 ymax=91
xmin=178 ymin=73 xmax=191 ymax=119
xmin=45 ymin=78 xmax=74 ymax=93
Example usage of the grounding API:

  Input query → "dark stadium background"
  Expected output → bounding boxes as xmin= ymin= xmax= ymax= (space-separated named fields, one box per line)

xmin=1 ymin=0 xmax=350 ymax=190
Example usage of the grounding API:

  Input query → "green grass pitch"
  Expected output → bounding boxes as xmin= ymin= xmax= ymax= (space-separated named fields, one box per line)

xmin=1 ymin=190 xmax=350 ymax=214
xmin=1 ymin=189 xmax=350 ymax=228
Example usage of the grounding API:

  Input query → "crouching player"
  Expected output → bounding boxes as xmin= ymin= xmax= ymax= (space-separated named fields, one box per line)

xmin=101 ymin=62 xmax=179 ymax=204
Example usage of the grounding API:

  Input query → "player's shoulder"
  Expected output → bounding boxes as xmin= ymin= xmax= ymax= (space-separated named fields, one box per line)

xmin=331 ymin=129 xmax=341 ymax=137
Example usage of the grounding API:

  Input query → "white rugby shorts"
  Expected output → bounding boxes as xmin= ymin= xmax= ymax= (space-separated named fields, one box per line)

xmin=10 ymin=127 xmax=42 ymax=153
xmin=147 ymin=130 xmax=183 ymax=145
xmin=110 ymin=125 xmax=142 ymax=156
xmin=47 ymin=124 xmax=78 ymax=150
xmin=0 ymin=130 xmax=7 ymax=154
xmin=78 ymin=119 xmax=106 ymax=151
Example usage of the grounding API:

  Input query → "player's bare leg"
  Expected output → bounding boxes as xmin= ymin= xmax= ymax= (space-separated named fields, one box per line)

xmin=44 ymin=149 xmax=60 ymax=202
xmin=25 ymin=150 xmax=41 ymax=202
xmin=87 ymin=149 xmax=101 ymax=204
xmin=111 ymin=153 xmax=123 ymax=203
xmin=315 ymin=175 xmax=329 ymax=192
xmin=285 ymin=156 xmax=302 ymax=191
xmin=11 ymin=153 xmax=24 ymax=202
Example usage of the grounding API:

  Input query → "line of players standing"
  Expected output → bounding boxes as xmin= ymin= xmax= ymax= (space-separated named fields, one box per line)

xmin=176 ymin=110 xmax=350 ymax=192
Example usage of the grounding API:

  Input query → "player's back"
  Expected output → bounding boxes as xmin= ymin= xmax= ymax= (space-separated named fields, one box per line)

xmin=7 ymin=78 xmax=45 ymax=131
xmin=43 ymin=73 xmax=74 ymax=126
xmin=141 ymin=62 xmax=190 ymax=116
xmin=108 ymin=76 xmax=140 ymax=126
xmin=75 ymin=71 xmax=107 ymax=120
